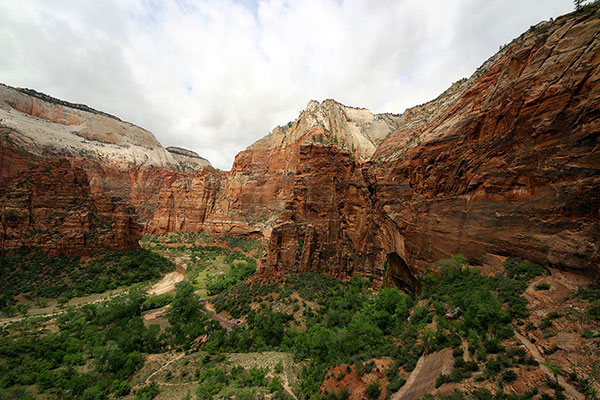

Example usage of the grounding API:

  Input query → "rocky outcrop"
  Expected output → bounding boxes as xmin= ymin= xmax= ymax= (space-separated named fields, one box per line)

xmin=262 ymin=143 xmax=378 ymax=277
xmin=0 ymin=156 xmax=141 ymax=255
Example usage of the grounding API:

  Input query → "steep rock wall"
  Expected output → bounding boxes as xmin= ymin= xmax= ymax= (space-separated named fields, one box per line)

xmin=0 ymin=156 xmax=141 ymax=255
xmin=264 ymin=10 xmax=600 ymax=283
xmin=371 ymin=11 xmax=600 ymax=277
xmin=261 ymin=143 xmax=381 ymax=279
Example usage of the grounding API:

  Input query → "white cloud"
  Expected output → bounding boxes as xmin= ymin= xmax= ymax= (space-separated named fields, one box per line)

xmin=0 ymin=0 xmax=573 ymax=169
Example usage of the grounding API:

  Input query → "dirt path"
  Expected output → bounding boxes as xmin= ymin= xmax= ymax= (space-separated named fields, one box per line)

xmin=391 ymin=348 xmax=454 ymax=400
xmin=142 ymin=352 xmax=186 ymax=386
xmin=147 ymin=256 xmax=187 ymax=296
xmin=462 ymin=338 xmax=471 ymax=362
xmin=282 ymin=379 xmax=298 ymax=400
xmin=515 ymin=332 xmax=584 ymax=400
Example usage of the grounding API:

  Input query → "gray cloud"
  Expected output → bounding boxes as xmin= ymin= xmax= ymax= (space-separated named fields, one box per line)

xmin=0 ymin=0 xmax=573 ymax=169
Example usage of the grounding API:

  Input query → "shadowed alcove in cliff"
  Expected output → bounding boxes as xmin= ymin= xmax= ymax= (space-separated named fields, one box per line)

xmin=383 ymin=252 xmax=420 ymax=293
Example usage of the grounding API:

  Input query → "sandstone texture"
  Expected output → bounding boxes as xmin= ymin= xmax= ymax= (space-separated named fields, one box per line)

xmin=370 ymin=12 xmax=600 ymax=278
xmin=0 ymin=156 xmax=141 ymax=255
xmin=263 ymin=10 xmax=600 ymax=283
xmin=0 ymin=84 xmax=213 ymax=253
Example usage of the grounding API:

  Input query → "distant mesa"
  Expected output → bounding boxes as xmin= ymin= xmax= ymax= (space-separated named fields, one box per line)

xmin=166 ymin=146 xmax=212 ymax=169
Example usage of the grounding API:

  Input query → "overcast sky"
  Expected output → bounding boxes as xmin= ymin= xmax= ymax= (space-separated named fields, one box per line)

xmin=0 ymin=0 xmax=574 ymax=169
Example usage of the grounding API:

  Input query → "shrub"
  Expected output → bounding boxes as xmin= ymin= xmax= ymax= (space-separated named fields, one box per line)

xmin=269 ymin=376 xmax=284 ymax=393
xmin=135 ymin=382 xmax=159 ymax=400
xmin=502 ymin=369 xmax=518 ymax=382
xmin=366 ymin=381 xmax=380 ymax=399
xmin=535 ymin=282 xmax=551 ymax=291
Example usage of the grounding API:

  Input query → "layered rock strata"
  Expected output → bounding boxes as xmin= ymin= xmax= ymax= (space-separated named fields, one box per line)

xmin=0 ymin=8 xmax=598 ymax=283
xmin=0 ymin=156 xmax=141 ymax=254
xmin=263 ymin=10 xmax=600 ymax=283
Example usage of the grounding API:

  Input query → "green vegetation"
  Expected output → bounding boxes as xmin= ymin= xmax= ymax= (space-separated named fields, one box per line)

xmin=208 ymin=255 xmax=548 ymax=398
xmin=2 ymin=241 xmax=594 ymax=400
xmin=575 ymin=286 xmax=600 ymax=321
xmin=141 ymin=232 xmax=266 ymax=260
xmin=206 ymin=260 xmax=256 ymax=295
xmin=142 ymin=293 xmax=174 ymax=311
xmin=0 ymin=248 xmax=174 ymax=315
xmin=535 ymin=282 xmax=551 ymax=291
xmin=0 ymin=291 xmax=165 ymax=398
xmin=0 ymin=278 xmax=230 ymax=399
xmin=169 ymin=281 xmax=220 ymax=348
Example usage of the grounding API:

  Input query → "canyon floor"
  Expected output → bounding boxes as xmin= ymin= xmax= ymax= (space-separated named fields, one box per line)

xmin=1 ymin=232 xmax=598 ymax=399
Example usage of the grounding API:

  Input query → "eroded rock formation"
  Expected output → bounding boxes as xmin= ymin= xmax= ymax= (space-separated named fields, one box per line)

xmin=0 ymin=156 xmax=140 ymax=255
xmin=0 ymin=8 xmax=598 ymax=282
xmin=263 ymin=10 xmax=600 ymax=283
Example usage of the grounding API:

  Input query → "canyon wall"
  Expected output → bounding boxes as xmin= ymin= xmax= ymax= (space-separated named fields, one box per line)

xmin=0 ymin=155 xmax=140 ymax=255
xmin=148 ymin=98 xmax=402 ymax=237
xmin=371 ymin=11 xmax=600 ymax=278
xmin=0 ymin=7 xmax=598 ymax=282
xmin=264 ymin=9 xmax=600 ymax=282
xmin=0 ymin=85 xmax=181 ymax=253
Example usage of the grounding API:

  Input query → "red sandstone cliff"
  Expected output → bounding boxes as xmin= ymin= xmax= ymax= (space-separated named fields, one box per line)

xmin=0 ymin=84 xmax=214 ymax=253
xmin=0 ymin=7 xmax=598 ymax=283
xmin=0 ymin=155 xmax=141 ymax=254
xmin=263 ymin=9 xmax=600 ymax=283
xmin=370 ymin=11 xmax=600 ymax=278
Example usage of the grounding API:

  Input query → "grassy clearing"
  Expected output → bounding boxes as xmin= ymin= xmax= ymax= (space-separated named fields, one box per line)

xmin=189 ymin=255 xmax=231 ymax=297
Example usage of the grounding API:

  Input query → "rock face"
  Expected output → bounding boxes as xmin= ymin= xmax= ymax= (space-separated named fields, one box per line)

xmin=0 ymin=84 xmax=177 ymax=168
xmin=0 ymin=156 xmax=141 ymax=255
xmin=148 ymin=98 xmax=403 ymax=238
xmin=0 ymin=8 xmax=598 ymax=282
xmin=370 ymin=12 xmax=600 ymax=279
xmin=263 ymin=9 xmax=600 ymax=283
xmin=0 ymin=84 xmax=213 ymax=253
xmin=262 ymin=143 xmax=376 ymax=277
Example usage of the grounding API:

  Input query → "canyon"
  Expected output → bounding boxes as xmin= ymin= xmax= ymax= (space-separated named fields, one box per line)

xmin=0 ymin=8 xmax=599 ymax=286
